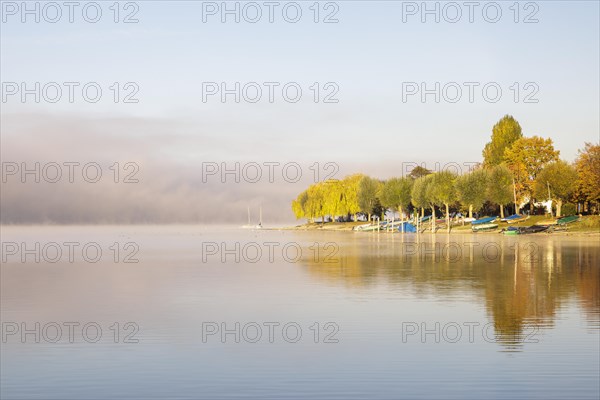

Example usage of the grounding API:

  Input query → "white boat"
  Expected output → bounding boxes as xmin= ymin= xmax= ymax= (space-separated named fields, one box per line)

xmin=255 ymin=207 xmax=263 ymax=229
xmin=241 ymin=206 xmax=262 ymax=229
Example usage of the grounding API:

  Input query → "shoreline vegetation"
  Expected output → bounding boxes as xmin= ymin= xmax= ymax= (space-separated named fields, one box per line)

xmin=289 ymin=116 xmax=600 ymax=236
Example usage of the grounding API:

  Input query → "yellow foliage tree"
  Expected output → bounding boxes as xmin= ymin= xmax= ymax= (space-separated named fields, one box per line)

xmin=504 ymin=136 xmax=559 ymax=210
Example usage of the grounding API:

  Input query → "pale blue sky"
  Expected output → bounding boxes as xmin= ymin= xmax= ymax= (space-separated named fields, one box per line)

xmin=2 ymin=0 xmax=599 ymax=165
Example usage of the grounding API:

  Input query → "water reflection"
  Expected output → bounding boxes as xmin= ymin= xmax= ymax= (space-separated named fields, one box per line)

xmin=300 ymin=234 xmax=600 ymax=350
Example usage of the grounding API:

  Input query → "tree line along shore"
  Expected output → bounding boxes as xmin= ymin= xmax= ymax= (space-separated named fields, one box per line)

xmin=291 ymin=115 xmax=600 ymax=233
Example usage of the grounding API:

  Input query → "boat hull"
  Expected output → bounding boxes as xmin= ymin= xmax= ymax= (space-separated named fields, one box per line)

xmin=397 ymin=222 xmax=417 ymax=233
xmin=557 ymin=215 xmax=580 ymax=225
xmin=503 ymin=225 xmax=550 ymax=235
xmin=520 ymin=225 xmax=549 ymax=234
xmin=471 ymin=216 xmax=497 ymax=225
xmin=500 ymin=214 xmax=523 ymax=222
xmin=472 ymin=223 xmax=498 ymax=232
xmin=506 ymin=215 xmax=530 ymax=224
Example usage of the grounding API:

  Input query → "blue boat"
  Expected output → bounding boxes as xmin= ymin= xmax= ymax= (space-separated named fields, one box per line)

xmin=397 ymin=222 xmax=417 ymax=233
xmin=500 ymin=214 xmax=521 ymax=222
xmin=471 ymin=216 xmax=497 ymax=225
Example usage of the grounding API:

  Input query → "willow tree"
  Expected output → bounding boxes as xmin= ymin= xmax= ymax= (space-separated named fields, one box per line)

xmin=429 ymin=171 xmax=458 ymax=232
xmin=380 ymin=177 xmax=413 ymax=221
xmin=482 ymin=115 xmax=523 ymax=167
xmin=322 ymin=179 xmax=345 ymax=221
xmin=357 ymin=176 xmax=381 ymax=223
xmin=534 ymin=160 xmax=578 ymax=217
xmin=340 ymin=174 xmax=363 ymax=221
xmin=486 ymin=165 xmax=513 ymax=218
xmin=305 ymin=182 xmax=326 ymax=223
xmin=455 ymin=169 xmax=489 ymax=218
xmin=292 ymin=190 xmax=309 ymax=222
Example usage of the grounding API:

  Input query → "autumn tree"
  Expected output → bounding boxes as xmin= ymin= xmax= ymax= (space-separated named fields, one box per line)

xmin=455 ymin=169 xmax=489 ymax=218
xmin=575 ymin=143 xmax=600 ymax=209
xmin=534 ymin=160 xmax=578 ymax=217
xmin=504 ymin=136 xmax=559 ymax=210
xmin=486 ymin=165 xmax=513 ymax=218
xmin=482 ymin=115 xmax=523 ymax=167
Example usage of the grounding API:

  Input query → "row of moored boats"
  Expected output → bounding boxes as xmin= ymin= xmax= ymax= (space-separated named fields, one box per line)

xmin=471 ymin=214 xmax=580 ymax=234
xmin=353 ymin=214 xmax=581 ymax=234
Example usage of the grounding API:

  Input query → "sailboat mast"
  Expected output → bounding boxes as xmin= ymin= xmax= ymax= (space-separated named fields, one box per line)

xmin=247 ymin=206 xmax=251 ymax=225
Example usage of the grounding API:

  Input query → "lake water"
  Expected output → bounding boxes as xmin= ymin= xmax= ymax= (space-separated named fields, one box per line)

xmin=1 ymin=225 xmax=599 ymax=399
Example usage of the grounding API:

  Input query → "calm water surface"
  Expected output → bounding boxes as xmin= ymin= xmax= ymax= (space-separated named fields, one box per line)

xmin=1 ymin=225 xmax=599 ymax=399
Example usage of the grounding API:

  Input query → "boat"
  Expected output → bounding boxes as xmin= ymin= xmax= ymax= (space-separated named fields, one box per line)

xmin=256 ymin=207 xmax=263 ymax=229
xmin=519 ymin=225 xmax=549 ymax=234
xmin=353 ymin=223 xmax=372 ymax=231
xmin=384 ymin=220 xmax=411 ymax=230
xmin=241 ymin=206 xmax=263 ymax=229
xmin=502 ymin=225 xmax=550 ymax=235
xmin=417 ymin=215 xmax=432 ymax=223
xmin=354 ymin=222 xmax=384 ymax=232
xmin=472 ymin=223 xmax=498 ymax=232
xmin=500 ymin=214 xmax=524 ymax=222
xmin=241 ymin=207 xmax=254 ymax=229
xmin=397 ymin=222 xmax=417 ymax=233
xmin=471 ymin=216 xmax=497 ymax=225
xmin=506 ymin=215 xmax=530 ymax=224
xmin=557 ymin=215 xmax=580 ymax=225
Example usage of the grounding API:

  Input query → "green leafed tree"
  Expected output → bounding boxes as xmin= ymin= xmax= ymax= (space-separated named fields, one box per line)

xmin=455 ymin=169 xmax=489 ymax=218
xmin=380 ymin=177 xmax=413 ymax=220
xmin=340 ymin=174 xmax=363 ymax=220
xmin=534 ymin=160 xmax=578 ymax=217
xmin=411 ymin=175 xmax=430 ymax=219
xmin=486 ymin=165 xmax=513 ymax=218
xmin=408 ymin=166 xmax=432 ymax=180
xmin=428 ymin=171 xmax=458 ymax=232
xmin=305 ymin=182 xmax=326 ymax=223
xmin=292 ymin=190 xmax=309 ymax=222
xmin=357 ymin=176 xmax=381 ymax=223
xmin=482 ymin=115 xmax=523 ymax=167
xmin=321 ymin=179 xmax=345 ymax=221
